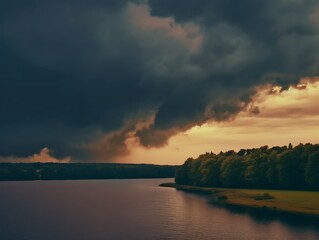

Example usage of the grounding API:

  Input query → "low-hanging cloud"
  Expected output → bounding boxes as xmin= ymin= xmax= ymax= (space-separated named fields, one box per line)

xmin=0 ymin=0 xmax=318 ymax=161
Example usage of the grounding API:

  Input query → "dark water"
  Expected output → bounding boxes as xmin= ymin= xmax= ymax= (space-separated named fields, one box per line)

xmin=0 ymin=179 xmax=318 ymax=240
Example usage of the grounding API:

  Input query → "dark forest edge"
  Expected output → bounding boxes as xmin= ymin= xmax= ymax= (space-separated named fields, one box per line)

xmin=175 ymin=143 xmax=319 ymax=191
xmin=0 ymin=163 xmax=178 ymax=181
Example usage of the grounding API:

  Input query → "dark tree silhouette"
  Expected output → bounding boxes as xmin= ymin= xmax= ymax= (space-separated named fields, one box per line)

xmin=0 ymin=163 xmax=178 ymax=181
xmin=175 ymin=143 xmax=319 ymax=190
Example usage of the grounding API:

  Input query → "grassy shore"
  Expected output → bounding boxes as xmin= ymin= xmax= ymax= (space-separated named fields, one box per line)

xmin=159 ymin=183 xmax=319 ymax=217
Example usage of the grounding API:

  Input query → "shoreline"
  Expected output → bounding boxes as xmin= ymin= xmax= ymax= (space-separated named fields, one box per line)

xmin=159 ymin=183 xmax=319 ymax=218
xmin=0 ymin=177 xmax=174 ymax=182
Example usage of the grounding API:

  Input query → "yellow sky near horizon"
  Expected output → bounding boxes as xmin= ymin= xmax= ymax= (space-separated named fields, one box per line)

xmin=1 ymin=81 xmax=318 ymax=165
xmin=118 ymin=82 xmax=319 ymax=165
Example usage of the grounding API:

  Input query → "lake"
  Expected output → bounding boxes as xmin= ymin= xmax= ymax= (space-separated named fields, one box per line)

xmin=0 ymin=179 xmax=318 ymax=240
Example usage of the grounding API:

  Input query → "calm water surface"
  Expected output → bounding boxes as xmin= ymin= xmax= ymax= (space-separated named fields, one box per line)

xmin=0 ymin=179 xmax=318 ymax=240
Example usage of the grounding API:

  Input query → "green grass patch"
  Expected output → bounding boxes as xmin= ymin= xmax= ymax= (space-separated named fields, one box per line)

xmin=160 ymin=183 xmax=319 ymax=217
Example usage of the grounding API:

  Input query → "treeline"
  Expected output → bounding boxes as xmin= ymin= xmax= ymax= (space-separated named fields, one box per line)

xmin=175 ymin=143 xmax=319 ymax=190
xmin=0 ymin=163 xmax=178 ymax=181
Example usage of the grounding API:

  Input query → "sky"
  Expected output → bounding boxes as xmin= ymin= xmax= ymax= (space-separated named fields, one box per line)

xmin=0 ymin=0 xmax=319 ymax=164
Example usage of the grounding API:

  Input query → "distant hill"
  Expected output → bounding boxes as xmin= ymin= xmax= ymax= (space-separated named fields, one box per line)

xmin=0 ymin=163 xmax=178 ymax=181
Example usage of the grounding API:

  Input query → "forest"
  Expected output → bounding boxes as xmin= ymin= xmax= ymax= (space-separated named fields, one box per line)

xmin=175 ymin=143 xmax=319 ymax=190
xmin=0 ymin=163 xmax=178 ymax=181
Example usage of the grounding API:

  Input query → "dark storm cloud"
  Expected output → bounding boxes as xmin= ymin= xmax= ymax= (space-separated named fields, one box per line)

xmin=0 ymin=0 xmax=318 ymax=161
xmin=0 ymin=0 xmax=145 ymax=159
xmin=142 ymin=0 xmax=319 ymax=141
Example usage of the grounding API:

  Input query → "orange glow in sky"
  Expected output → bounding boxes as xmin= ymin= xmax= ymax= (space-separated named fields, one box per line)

xmin=119 ymin=81 xmax=319 ymax=165
xmin=1 ymin=82 xmax=318 ymax=164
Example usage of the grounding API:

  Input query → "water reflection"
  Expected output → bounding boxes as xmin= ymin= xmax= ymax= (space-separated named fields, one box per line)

xmin=0 ymin=179 xmax=318 ymax=240
xmin=208 ymin=200 xmax=319 ymax=230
